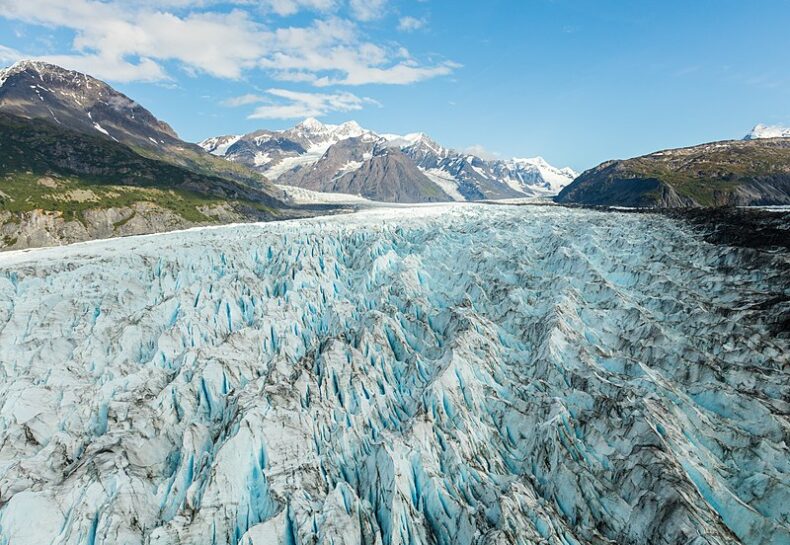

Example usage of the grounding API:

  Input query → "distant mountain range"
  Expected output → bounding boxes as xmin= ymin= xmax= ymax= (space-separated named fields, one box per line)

xmin=199 ymin=119 xmax=577 ymax=203
xmin=0 ymin=60 xmax=296 ymax=250
xmin=3 ymin=59 xmax=787 ymax=252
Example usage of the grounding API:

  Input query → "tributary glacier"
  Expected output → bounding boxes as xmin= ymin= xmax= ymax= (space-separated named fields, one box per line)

xmin=0 ymin=204 xmax=788 ymax=545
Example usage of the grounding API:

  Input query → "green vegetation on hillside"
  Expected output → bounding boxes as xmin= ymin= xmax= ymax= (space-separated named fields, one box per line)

xmin=0 ymin=113 xmax=279 ymax=225
xmin=0 ymin=172 xmax=219 ymax=223
xmin=557 ymin=138 xmax=790 ymax=207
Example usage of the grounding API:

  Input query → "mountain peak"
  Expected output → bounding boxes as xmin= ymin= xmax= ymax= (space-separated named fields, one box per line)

xmin=1 ymin=59 xmax=96 ymax=84
xmin=297 ymin=117 xmax=325 ymax=131
xmin=744 ymin=123 xmax=790 ymax=140
xmin=339 ymin=120 xmax=361 ymax=129
xmin=3 ymin=59 xmax=54 ymax=73
xmin=1 ymin=59 xmax=67 ymax=87
xmin=200 ymin=118 xmax=575 ymax=200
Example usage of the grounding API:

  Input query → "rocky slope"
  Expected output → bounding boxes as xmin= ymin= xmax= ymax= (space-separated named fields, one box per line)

xmin=0 ymin=60 xmax=275 ymax=192
xmin=0 ymin=60 xmax=180 ymax=148
xmin=200 ymin=119 xmax=577 ymax=202
xmin=0 ymin=61 xmax=307 ymax=250
xmin=0 ymin=204 xmax=787 ymax=545
xmin=556 ymin=138 xmax=790 ymax=207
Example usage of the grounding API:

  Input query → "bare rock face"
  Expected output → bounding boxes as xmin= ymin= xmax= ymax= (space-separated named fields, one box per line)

xmin=324 ymin=149 xmax=452 ymax=202
xmin=277 ymin=138 xmax=452 ymax=203
xmin=0 ymin=202 xmax=247 ymax=250
xmin=0 ymin=60 xmax=180 ymax=149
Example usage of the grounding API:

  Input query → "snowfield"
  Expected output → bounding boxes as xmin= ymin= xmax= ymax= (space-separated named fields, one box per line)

xmin=0 ymin=204 xmax=788 ymax=545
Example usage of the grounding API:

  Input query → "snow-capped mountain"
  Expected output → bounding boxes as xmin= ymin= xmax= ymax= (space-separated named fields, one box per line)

xmin=502 ymin=156 xmax=579 ymax=193
xmin=744 ymin=123 xmax=790 ymax=140
xmin=275 ymin=135 xmax=453 ymax=202
xmin=199 ymin=118 xmax=577 ymax=202
xmin=1 ymin=204 xmax=787 ymax=545
xmin=199 ymin=118 xmax=380 ymax=182
xmin=200 ymin=134 xmax=242 ymax=155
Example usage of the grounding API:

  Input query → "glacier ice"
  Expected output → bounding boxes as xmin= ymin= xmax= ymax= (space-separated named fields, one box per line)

xmin=0 ymin=204 xmax=787 ymax=545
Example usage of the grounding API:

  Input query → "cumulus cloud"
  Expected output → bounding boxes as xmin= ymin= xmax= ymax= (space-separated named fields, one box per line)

xmin=0 ymin=0 xmax=455 ymax=86
xmin=263 ymin=0 xmax=337 ymax=16
xmin=246 ymin=88 xmax=379 ymax=119
xmin=36 ymin=54 xmax=167 ymax=82
xmin=398 ymin=16 xmax=426 ymax=32
xmin=220 ymin=93 xmax=268 ymax=107
xmin=348 ymin=0 xmax=387 ymax=21
xmin=464 ymin=144 xmax=501 ymax=160
xmin=0 ymin=44 xmax=22 ymax=65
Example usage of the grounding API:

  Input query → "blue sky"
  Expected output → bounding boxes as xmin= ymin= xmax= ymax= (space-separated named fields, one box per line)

xmin=1 ymin=0 xmax=789 ymax=171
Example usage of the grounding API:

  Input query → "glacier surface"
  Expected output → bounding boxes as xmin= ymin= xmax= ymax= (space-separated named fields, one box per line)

xmin=0 ymin=204 xmax=788 ymax=545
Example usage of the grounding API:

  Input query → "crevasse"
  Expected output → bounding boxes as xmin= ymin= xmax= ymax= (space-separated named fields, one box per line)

xmin=0 ymin=204 xmax=787 ymax=545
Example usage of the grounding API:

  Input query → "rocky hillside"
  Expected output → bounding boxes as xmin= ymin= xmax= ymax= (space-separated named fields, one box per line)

xmin=0 ymin=60 xmax=272 ymax=192
xmin=556 ymin=138 xmax=790 ymax=207
xmin=200 ymin=118 xmax=577 ymax=202
xmin=0 ymin=61 xmax=302 ymax=250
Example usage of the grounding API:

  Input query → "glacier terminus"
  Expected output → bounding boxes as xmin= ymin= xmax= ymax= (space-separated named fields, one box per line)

xmin=0 ymin=203 xmax=788 ymax=545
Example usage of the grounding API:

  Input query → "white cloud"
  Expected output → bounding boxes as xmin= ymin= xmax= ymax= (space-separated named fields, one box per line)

xmin=0 ymin=45 xmax=22 ymax=66
xmin=36 ymin=54 xmax=167 ymax=82
xmin=348 ymin=0 xmax=387 ymax=21
xmin=464 ymin=144 xmax=501 ymax=160
xmin=247 ymin=88 xmax=378 ymax=119
xmin=398 ymin=16 xmax=425 ymax=32
xmin=221 ymin=93 xmax=267 ymax=107
xmin=263 ymin=0 xmax=337 ymax=16
xmin=0 ymin=0 xmax=455 ymax=86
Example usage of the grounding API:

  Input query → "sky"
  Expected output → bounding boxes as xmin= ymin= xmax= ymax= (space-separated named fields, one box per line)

xmin=1 ymin=0 xmax=789 ymax=171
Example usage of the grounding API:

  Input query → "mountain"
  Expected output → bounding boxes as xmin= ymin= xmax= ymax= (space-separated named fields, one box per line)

xmin=745 ymin=123 xmax=790 ymax=140
xmin=398 ymin=133 xmax=575 ymax=200
xmin=200 ymin=118 xmax=374 ymax=180
xmin=556 ymin=138 xmax=790 ymax=207
xmin=0 ymin=61 xmax=299 ymax=250
xmin=0 ymin=60 xmax=272 ymax=191
xmin=0 ymin=60 xmax=180 ymax=148
xmin=276 ymin=136 xmax=451 ymax=202
xmin=200 ymin=118 xmax=577 ymax=202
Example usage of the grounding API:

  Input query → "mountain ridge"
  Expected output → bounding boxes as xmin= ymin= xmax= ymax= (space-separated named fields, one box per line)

xmin=200 ymin=117 xmax=578 ymax=202
xmin=556 ymin=137 xmax=790 ymax=207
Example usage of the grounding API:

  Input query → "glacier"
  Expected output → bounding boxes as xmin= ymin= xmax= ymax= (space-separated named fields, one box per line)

xmin=0 ymin=203 xmax=788 ymax=545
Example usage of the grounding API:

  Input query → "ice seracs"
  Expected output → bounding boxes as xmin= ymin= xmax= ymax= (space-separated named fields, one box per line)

xmin=0 ymin=204 xmax=787 ymax=545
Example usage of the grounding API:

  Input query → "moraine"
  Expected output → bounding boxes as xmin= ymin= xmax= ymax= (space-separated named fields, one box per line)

xmin=0 ymin=204 xmax=787 ymax=545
